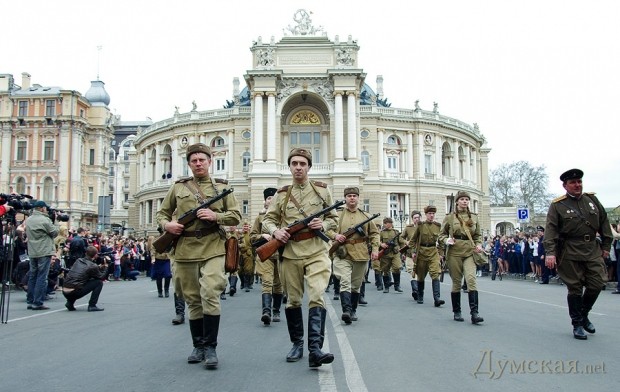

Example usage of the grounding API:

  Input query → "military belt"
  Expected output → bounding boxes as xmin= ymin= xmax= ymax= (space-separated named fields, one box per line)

xmin=180 ymin=226 xmax=219 ymax=238
xmin=566 ymin=234 xmax=593 ymax=242
xmin=419 ymin=243 xmax=436 ymax=247
xmin=344 ymin=238 xmax=367 ymax=245
xmin=453 ymin=235 xmax=469 ymax=240
xmin=291 ymin=231 xmax=316 ymax=241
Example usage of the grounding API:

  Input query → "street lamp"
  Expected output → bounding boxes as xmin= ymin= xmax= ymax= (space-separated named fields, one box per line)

xmin=121 ymin=220 xmax=126 ymax=236
xmin=395 ymin=209 xmax=407 ymax=232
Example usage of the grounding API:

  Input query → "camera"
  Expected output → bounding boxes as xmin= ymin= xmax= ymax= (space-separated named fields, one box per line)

xmin=48 ymin=208 xmax=70 ymax=223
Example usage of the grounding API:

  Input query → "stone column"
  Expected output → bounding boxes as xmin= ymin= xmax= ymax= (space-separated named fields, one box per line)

xmin=267 ymin=93 xmax=276 ymax=161
xmin=406 ymin=131 xmax=414 ymax=178
xmin=377 ymin=128 xmax=384 ymax=177
xmin=253 ymin=93 xmax=264 ymax=162
xmin=334 ymin=92 xmax=344 ymax=160
xmin=228 ymin=129 xmax=235 ymax=177
xmin=346 ymin=92 xmax=357 ymax=159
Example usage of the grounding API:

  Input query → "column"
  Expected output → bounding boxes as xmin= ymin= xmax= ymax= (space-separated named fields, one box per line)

xmin=417 ymin=133 xmax=425 ymax=176
xmin=406 ymin=131 xmax=413 ymax=178
xmin=227 ymin=129 xmax=235 ymax=177
xmin=0 ymin=126 xmax=11 ymax=186
xmin=334 ymin=92 xmax=344 ymax=160
xmin=253 ymin=93 xmax=264 ymax=162
xmin=451 ymin=140 xmax=458 ymax=178
xmin=71 ymin=129 xmax=82 ymax=201
xmin=404 ymin=193 xmax=410 ymax=217
xmin=377 ymin=128 xmax=384 ymax=177
xmin=267 ymin=93 xmax=276 ymax=161
xmin=346 ymin=92 xmax=357 ymax=159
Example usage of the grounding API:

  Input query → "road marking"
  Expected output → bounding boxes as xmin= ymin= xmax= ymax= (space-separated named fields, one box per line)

xmin=480 ymin=290 xmax=606 ymax=316
xmin=325 ymin=295 xmax=369 ymax=392
xmin=5 ymin=304 xmax=88 ymax=322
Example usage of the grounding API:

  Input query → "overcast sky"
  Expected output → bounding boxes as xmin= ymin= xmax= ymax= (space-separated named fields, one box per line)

xmin=4 ymin=0 xmax=619 ymax=208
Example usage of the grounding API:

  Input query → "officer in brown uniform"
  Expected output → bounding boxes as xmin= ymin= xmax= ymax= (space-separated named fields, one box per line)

xmin=156 ymin=143 xmax=241 ymax=369
xmin=328 ymin=186 xmax=379 ymax=324
xmin=262 ymin=148 xmax=338 ymax=368
xmin=250 ymin=187 xmax=284 ymax=325
xmin=379 ymin=217 xmax=405 ymax=293
xmin=409 ymin=206 xmax=444 ymax=307
xmin=439 ymin=191 xmax=484 ymax=324
xmin=401 ymin=210 xmax=422 ymax=299
xmin=544 ymin=168 xmax=612 ymax=340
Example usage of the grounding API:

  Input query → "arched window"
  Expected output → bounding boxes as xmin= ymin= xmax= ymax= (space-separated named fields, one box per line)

xmin=242 ymin=151 xmax=251 ymax=172
xmin=458 ymin=146 xmax=465 ymax=178
xmin=361 ymin=150 xmax=370 ymax=171
xmin=43 ymin=177 xmax=54 ymax=201
xmin=15 ymin=177 xmax=26 ymax=194
xmin=441 ymin=142 xmax=452 ymax=176
xmin=211 ymin=137 xmax=225 ymax=147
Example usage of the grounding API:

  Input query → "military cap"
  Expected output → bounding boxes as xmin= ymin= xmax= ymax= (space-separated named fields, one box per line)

xmin=411 ymin=210 xmax=422 ymax=218
xmin=287 ymin=148 xmax=312 ymax=167
xmin=383 ymin=217 xmax=393 ymax=224
xmin=536 ymin=226 xmax=545 ymax=232
xmin=424 ymin=205 xmax=437 ymax=213
xmin=33 ymin=200 xmax=49 ymax=209
xmin=186 ymin=143 xmax=212 ymax=161
xmin=455 ymin=190 xmax=470 ymax=201
xmin=559 ymin=168 xmax=583 ymax=182
xmin=343 ymin=186 xmax=359 ymax=196
xmin=263 ymin=187 xmax=277 ymax=200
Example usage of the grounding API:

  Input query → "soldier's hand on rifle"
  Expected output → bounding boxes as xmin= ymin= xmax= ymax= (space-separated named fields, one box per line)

xmin=164 ymin=221 xmax=184 ymax=235
xmin=380 ymin=243 xmax=388 ymax=249
xmin=446 ymin=237 xmax=455 ymax=246
xmin=545 ymin=255 xmax=556 ymax=269
xmin=273 ymin=228 xmax=291 ymax=243
xmin=307 ymin=217 xmax=323 ymax=231
xmin=371 ymin=250 xmax=379 ymax=261
xmin=197 ymin=207 xmax=217 ymax=222
xmin=334 ymin=233 xmax=346 ymax=243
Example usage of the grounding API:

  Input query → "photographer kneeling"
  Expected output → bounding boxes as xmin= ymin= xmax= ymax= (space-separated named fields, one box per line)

xmin=62 ymin=246 xmax=107 ymax=312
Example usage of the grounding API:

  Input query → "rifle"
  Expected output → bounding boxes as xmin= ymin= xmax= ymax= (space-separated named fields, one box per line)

xmin=152 ymin=188 xmax=234 ymax=253
xmin=328 ymin=213 xmax=380 ymax=258
xmin=256 ymin=199 xmax=345 ymax=262
xmin=442 ymin=193 xmax=455 ymax=282
xmin=377 ymin=233 xmax=400 ymax=259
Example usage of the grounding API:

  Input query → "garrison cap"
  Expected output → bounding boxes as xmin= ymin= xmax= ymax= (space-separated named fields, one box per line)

xmin=287 ymin=148 xmax=312 ymax=167
xmin=411 ymin=210 xmax=422 ymax=218
xmin=424 ymin=205 xmax=437 ymax=213
xmin=343 ymin=186 xmax=359 ymax=196
xmin=383 ymin=217 xmax=393 ymax=224
xmin=186 ymin=143 xmax=212 ymax=161
xmin=263 ymin=188 xmax=277 ymax=200
xmin=559 ymin=168 xmax=583 ymax=182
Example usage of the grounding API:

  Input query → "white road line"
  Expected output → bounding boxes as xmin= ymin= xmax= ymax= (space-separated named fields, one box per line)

xmin=479 ymin=289 xmax=606 ymax=316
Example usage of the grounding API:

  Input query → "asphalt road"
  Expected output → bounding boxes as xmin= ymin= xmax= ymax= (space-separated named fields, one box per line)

xmin=1 ymin=273 xmax=618 ymax=392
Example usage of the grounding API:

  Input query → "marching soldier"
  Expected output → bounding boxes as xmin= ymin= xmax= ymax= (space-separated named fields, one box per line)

xmin=328 ymin=187 xmax=379 ymax=324
xmin=409 ymin=206 xmax=444 ymax=307
xmin=262 ymin=148 xmax=338 ymax=368
xmin=238 ymin=223 xmax=254 ymax=292
xmin=401 ymin=210 xmax=422 ymax=299
xmin=379 ymin=217 xmax=405 ymax=293
xmin=156 ymin=143 xmax=241 ymax=369
xmin=544 ymin=168 xmax=612 ymax=340
xmin=250 ymin=187 xmax=284 ymax=325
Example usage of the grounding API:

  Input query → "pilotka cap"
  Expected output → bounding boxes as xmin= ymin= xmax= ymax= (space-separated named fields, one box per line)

xmin=424 ymin=205 xmax=437 ymax=213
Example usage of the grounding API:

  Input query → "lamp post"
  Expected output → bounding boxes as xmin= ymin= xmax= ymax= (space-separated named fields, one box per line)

xmin=396 ymin=209 xmax=406 ymax=232
xmin=121 ymin=220 xmax=126 ymax=236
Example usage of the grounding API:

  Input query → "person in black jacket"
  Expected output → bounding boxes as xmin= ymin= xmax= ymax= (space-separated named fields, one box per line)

xmin=67 ymin=228 xmax=87 ymax=269
xmin=62 ymin=246 xmax=107 ymax=312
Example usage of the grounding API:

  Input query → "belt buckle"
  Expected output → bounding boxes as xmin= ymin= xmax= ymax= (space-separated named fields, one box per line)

xmin=584 ymin=234 xmax=591 ymax=242
xmin=195 ymin=230 xmax=203 ymax=239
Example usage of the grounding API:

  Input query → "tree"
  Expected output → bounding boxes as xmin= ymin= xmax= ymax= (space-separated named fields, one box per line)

xmin=489 ymin=161 xmax=555 ymax=213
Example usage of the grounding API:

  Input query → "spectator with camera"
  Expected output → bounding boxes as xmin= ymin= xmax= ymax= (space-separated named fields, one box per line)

xmin=68 ymin=227 xmax=87 ymax=269
xmin=25 ymin=200 xmax=59 ymax=310
xmin=62 ymin=245 xmax=107 ymax=311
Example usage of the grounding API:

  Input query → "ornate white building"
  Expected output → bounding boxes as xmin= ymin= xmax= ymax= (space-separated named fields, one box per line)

xmin=133 ymin=11 xmax=491 ymax=236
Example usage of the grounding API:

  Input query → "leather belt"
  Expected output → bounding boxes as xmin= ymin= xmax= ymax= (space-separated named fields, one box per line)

xmin=181 ymin=226 xmax=219 ymax=238
xmin=345 ymin=238 xmax=367 ymax=245
xmin=566 ymin=234 xmax=592 ymax=242
xmin=291 ymin=231 xmax=316 ymax=241
xmin=419 ymin=243 xmax=436 ymax=247
xmin=453 ymin=235 xmax=469 ymax=240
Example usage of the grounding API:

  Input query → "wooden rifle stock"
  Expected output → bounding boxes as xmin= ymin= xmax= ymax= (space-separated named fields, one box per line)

xmin=377 ymin=233 xmax=400 ymax=259
xmin=152 ymin=188 xmax=234 ymax=253
xmin=328 ymin=213 xmax=380 ymax=258
xmin=256 ymin=199 xmax=345 ymax=262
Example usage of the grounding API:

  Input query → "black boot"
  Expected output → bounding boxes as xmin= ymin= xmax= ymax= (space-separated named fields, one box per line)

xmin=383 ymin=275 xmax=391 ymax=293
xmin=417 ymin=281 xmax=425 ymax=304
xmin=567 ymin=294 xmax=587 ymax=340
xmin=451 ymin=292 xmax=464 ymax=322
xmin=375 ymin=271 xmax=383 ymax=291
xmin=333 ymin=277 xmax=340 ymax=300
xmin=340 ymin=291 xmax=352 ymax=324
xmin=468 ymin=290 xmax=484 ymax=324
xmin=272 ymin=293 xmax=283 ymax=322
xmin=350 ymin=292 xmax=359 ymax=321
xmin=358 ymin=282 xmax=367 ymax=305
xmin=411 ymin=280 xmax=419 ymax=300
xmin=240 ymin=275 xmax=246 ymax=289
xmin=261 ymin=293 xmax=272 ymax=325
xmin=248 ymin=274 xmax=254 ymax=290
xmin=164 ymin=277 xmax=171 ymax=297
xmin=581 ymin=289 xmax=600 ymax=334
xmin=285 ymin=307 xmax=304 ymax=362
xmin=393 ymin=272 xmax=403 ymax=293
xmin=244 ymin=275 xmax=251 ymax=292
xmin=308 ymin=307 xmax=334 ymax=367
xmin=156 ymin=279 xmax=163 ymax=297
xmin=432 ymin=279 xmax=445 ymax=307
xmin=172 ymin=293 xmax=185 ymax=325
xmin=187 ymin=319 xmax=206 ymax=363
xmin=220 ymin=290 xmax=226 ymax=300
xmin=228 ymin=275 xmax=238 ymax=297
xmin=203 ymin=315 xmax=220 ymax=369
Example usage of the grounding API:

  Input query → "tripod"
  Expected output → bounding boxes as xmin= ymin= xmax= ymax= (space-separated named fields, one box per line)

xmin=0 ymin=217 xmax=19 ymax=324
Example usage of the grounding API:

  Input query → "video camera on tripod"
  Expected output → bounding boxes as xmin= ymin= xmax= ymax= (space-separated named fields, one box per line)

xmin=0 ymin=193 xmax=69 ymax=223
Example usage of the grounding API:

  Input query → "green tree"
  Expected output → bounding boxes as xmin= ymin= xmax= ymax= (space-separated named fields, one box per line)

xmin=489 ymin=161 xmax=555 ymax=213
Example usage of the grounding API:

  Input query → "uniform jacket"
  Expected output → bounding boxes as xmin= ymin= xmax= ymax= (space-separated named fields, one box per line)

xmin=327 ymin=208 xmax=380 ymax=262
xmin=401 ymin=224 xmax=418 ymax=257
xmin=25 ymin=210 xmax=59 ymax=258
xmin=409 ymin=220 xmax=441 ymax=260
xmin=438 ymin=210 xmax=482 ymax=258
xmin=379 ymin=228 xmax=402 ymax=260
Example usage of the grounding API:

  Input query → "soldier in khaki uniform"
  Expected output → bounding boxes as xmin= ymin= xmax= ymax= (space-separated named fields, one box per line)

xmin=262 ymin=148 xmax=338 ymax=368
xmin=250 ymin=187 xmax=284 ymax=325
xmin=328 ymin=187 xmax=379 ymax=324
xmin=238 ymin=222 xmax=254 ymax=292
xmin=156 ymin=143 xmax=241 ymax=370
xmin=439 ymin=191 xmax=484 ymax=324
xmin=544 ymin=168 xmax=612 ymax=340
xmin=401 ymin=210 xmax=421 ymax=299
xmin=379 ymin=217 xmax=405 ymax=293
xmin=409 ymin=206 xmax=444 ymax=307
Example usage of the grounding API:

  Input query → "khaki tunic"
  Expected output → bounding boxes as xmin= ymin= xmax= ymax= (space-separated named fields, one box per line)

xmin=439 ymin=211 xmax=482 ymax=292
xmin=410 ymin=221 xmax=441 ymax=281
xmin=250 ymin=211 xmax=282 ymax=294
xmin=401 ymin=224 xmax=418 ymax=277
xmin=379 ymin=228 xmax=403 ymax=274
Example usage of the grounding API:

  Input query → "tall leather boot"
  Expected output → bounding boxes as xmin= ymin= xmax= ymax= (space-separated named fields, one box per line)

xmin=333 ymin=277 xmax=341 ymax=300
xmin=228 ymin=275 xmax=238 ymax=297
xmin=308 ymin=307 xmax=334 ymax=368
xmin=468 ymin=290 xmax=484 ymax=324
xmin=350 ymin=292 xmax=359 ymax=321
xmin=156 ymin=279 xmax=163 ymax=297
xmin=567 ymin=294 xmax=587 ymax=340
xmin=285 ymin=307 xmax=304 ymax=362
xmin=272 ymin=293 xmax=283 ymax=322
xmin=417 ymin=281 xmax=425 ymax=304
xmin=383 ymin=275 xmax=391 ymax=293
xmin=581 ymin=289 xmax=600 ymax=334
xmin=172 ymin=293 xmax=185 ymax=325
xmin=451 ymin=292 xmax=464 ymax=322
xmin=203 ymin=314 xmax=220 ymax=369
xmin=358 ymin=282 xmax=367 ymax=305
xmin=393 ymin=272 xmax=403 ymax=293
xmin=375 ymin=271 xmax=383 ymax=291
xmin=432 ymin=279 xmax=445 ymax=307
xmin=244 ymin=275 xmax=251 ymax=292
xmin=410 ymin=280 xmax=419 ymax=300
xmin=261 ymin=293 xmax=272 ymax=325
xmin=340 ymin=291 xmax=352 ymax=324
xmin=187 ymin=319 xmax=206 ymax=363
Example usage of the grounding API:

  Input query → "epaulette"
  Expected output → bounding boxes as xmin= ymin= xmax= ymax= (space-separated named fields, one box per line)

xmin=277 ymin=185 xmax=290 ymax=193
xmin=585 ymin=192 xmax=596 ymax=196
xmin=175 ymin=176 xmax=193 ymax=184
xmin=432 ymin=221 xmax=441 ymax=227
xmin=215 ymin=178 xmax=228 ymax=185
xmin=312 ymin=180 xmax=327 ymax=188
xmin=552 ymin=195 xmax=567 ymax=203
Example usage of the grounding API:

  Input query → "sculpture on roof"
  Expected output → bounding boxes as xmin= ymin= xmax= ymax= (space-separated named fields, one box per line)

xmin=283 ymin=9 xmax=324 ymax=36
xmin=336 ymin=48 xmax=354 ymax=66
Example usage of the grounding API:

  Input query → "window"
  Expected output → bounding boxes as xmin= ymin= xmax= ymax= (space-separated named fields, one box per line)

xmin=44 ymin=141 xmax=54 ymax=161
xmin=45 ymin=100 xmax=55 ymax=117
xmin=16 ymin=177 xmax=26 ymax=194
xmin=242 ymin=130 xmax=251 ymax=140
xmin=16 ymin=140 xmax=27 ymax=160
xmin=289 ymin=129 xmax=321 ymax=163
xmin=387 ymin=156 xmax=397 ymax=171
xmin=211 ymin=137 xmax=225 ymax=147
xmin=361 ymin=151 xmax=370 ymax=171
xmin=215 ymin=158 xmax=225 ymax=172
xmin=124 ymin=163 xmax=129 ymax=174
xmin=43 ymin=177 xmax=54 ymax=201
xmin=360 ymin=129 xmax=370 ymax=139
xmin=88 ymin=187 xmax=94 ymax=204
xmin=124 ymin=150 xmax=129 ymax=160
xmin=18 ymin=101 xmax=28 ymax=117
xmin=80 ymin=109 xmax=85 ymax=117
xmin=387 ymin=135 xmax=398 ymax=145
xmin=124 ymin=179 xmax=129 ymax=189
xmin=242 ymin=152 xmax=251 ymax=172
xmin=124 ymin=193 xmax=129 ymax=202
xmin=89 ymin=149 xmax=95 ymax=165
xmin=109 ymin=166 xmax=115 ymax=176
xmin=424 ymin=154 xmax=432 ymax=174
xmin=363 ymin=199 xmax=370 ymax=212
xmin=242 ymin=200 xmax=249 ymax=215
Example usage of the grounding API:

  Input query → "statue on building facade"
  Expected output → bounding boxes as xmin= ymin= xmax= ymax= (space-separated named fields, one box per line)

xmin=336 ymin=48 xmax=354 ymax=66
xmin=414 ymin=100 xmax=421 ymax=111
xmin=191 ymin=100 xmax=197 ymax=111
xmin=433 ymin=102 xmax=439 ymax=113
xmin=284 ymin=9 xmax=324 ymax=36
xmin=257 ymin=47 xmax=275 ymax=67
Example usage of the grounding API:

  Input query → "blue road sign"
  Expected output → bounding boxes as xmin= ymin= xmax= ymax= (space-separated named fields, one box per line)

xmin=518 ymin=209 xmax=529 ymax=221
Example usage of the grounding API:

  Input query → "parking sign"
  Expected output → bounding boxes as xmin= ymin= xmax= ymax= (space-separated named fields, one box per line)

xmin=517 ymin=205 xmax=529 ymax=222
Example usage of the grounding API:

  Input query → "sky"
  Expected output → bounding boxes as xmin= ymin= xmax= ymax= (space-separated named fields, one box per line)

xmin=4 ymin=0 xmax=619 ymax=208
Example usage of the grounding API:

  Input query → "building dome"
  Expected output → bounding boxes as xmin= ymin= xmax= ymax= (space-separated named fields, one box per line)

xmin=85 ymin=80 xmax=110 ymax=106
